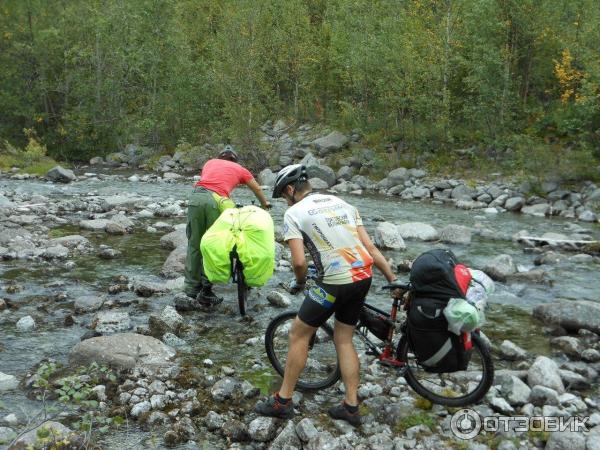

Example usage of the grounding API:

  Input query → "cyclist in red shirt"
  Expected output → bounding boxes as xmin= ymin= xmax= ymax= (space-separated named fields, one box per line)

xmin=184 ymin=146 xmax=270 ymax=304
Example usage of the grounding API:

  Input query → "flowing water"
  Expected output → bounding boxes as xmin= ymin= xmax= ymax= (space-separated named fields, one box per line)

xmin=1 ymin=173 xmax=598 ymax=447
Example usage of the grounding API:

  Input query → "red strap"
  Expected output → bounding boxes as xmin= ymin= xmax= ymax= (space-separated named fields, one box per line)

xmin=454 ymin=264 xmax=472 ymax=296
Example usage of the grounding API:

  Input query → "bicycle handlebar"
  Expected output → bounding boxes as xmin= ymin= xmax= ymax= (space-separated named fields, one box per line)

xmin=382 ymin=281 xmax=411 ymax=291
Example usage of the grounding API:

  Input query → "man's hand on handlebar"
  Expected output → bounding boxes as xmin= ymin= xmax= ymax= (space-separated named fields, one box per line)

xmin=261 ymin=201 xmax=272 ymax=210
xmin=382 ymin=279 xmax=410 ymax=300
xmin=284 ymin=278 xmax=306 ymax=295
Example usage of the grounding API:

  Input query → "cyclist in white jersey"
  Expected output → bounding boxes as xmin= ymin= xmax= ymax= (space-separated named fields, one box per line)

xmin=256 ymin=164 xmax=398 ymax=425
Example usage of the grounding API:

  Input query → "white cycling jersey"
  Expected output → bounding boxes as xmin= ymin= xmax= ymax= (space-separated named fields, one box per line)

xmin=283 ymin=193 xmax=373 ymax=285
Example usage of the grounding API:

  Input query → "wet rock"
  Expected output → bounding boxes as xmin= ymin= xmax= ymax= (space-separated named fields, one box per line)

xmin=2 ymin=414 xmax=19 ymax=427
xmin=527 ymin=356 xmax=565 ymax=393
xmin=271 ymin=420 xmax=302 ymax=449
xmin=74 ymin=295 xmax=104 ymax=313
xmin=134 ymin=280 xmax=169 ymax=298
xmin=529 ymin=385 xmax=560 ymax=406
xmin=267 ymin=291 xmax=292 ymax=308
xmin=105 ymin=222 xmax=127 ymax=235
xmin=483 ymin=254 xmax=516 ymax=281
xmin=550 ymin=336 xmax=582 ymax=358
xmin=100 ymin=195 xmax=141 ymax=211
xmin=374 ymin=222 xmax=405 ymax=250
xmin=210 ymin=377 xmax=239 ymax=401
xmin=160 ymin=228 xmax=187 ymax=250
xmin=396 ymin=222 xmax=438 ymax=241
xmin=173 ymin=293 xmax=201 ymax=312
xmin=149 ymin=305 xmax=184 ymax=338
xmin=582 ymin=348 xmax=600 ymax=362
xmin=161 ymin=246 xmax=186 ymax=278
xmin=504 ymin=197 xmax=525 ymax=212
xmin=296 ymin=417 xmax=319 ymax=442
xmin=439 ymin=224 xmax=471 ymax=245
xmin=222 ymin=419 xmax=249 ymax=442
xmin=46 ymin=166 xmax=76 ymax=183
xmin=501 ymin=376 xmax=531 ymax=406
xmin=248 ymin=416 xmax=278 ymax=442
xmin=0 ymin=426 xmax=16 ymax=445
xmin=69 ymin=333 xmax=176 ymax=370
xmin=16 ymin=315 xmax=35 ymax=332
xmin=545 ymin=431 xmax=586 ymax=450
xmin=0 ymin=372 xmax=19 ymax=392
xmin=533 ymin=300 xmax=600 ymax=334
xmin=559 ymin=369 xmax=590 ymax=390
xmin=41 ymin=245 xmax=69 ymax=260
xmin=98 ymin=245 xmax=121 ymax=259
xmin=162 ymin=333 xmax=188 ymax=349
xmin=50 ymin=235 xmax=91 ymax=250
xmin=10 ymin=421 xmax=73 ymax=449
xmin=499 ymin=340 xmax=528 ymax=361
xmin=92 ymin=311 xmax=131 ymax=333
xmin=521 ymin=203 xmax=550 ymax=217
xmin=80 ymin=218 xmax=110 ymax=231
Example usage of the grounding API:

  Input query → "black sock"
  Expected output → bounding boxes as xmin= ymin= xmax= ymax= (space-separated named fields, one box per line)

xmin=275 ymin=393 xmax=291 ymax=404
xmin=344 ymin=402 xmax=359 ymax=413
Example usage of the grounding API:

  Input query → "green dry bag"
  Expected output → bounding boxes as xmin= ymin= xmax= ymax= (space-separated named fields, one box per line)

xmin=200 ymin=206 xmax=275 ymax=287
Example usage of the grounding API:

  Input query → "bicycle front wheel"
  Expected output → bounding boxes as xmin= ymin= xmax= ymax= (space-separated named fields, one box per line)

xmin=397 ymin=332 xmax=494 ymax=407
xmin=265 ymin=311 xmax=341 ymax=391
xmin=235 ymin=260 xmax=248 ymax=316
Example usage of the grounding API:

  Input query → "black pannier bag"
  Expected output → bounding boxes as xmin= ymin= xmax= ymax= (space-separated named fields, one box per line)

xmin=406 ymin=249 xmax=473 ymax=373
xmin=358 ymin=307 xmax=391 ymax=341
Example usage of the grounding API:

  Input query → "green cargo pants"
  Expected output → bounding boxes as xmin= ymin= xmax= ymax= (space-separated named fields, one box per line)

xmin=184 ymin=188 xmax=221 ymax=298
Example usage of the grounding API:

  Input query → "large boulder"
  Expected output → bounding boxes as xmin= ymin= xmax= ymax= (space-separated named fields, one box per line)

xmin=161 ymin=246 xmax=186 ymax=278
xmin=396 ymin=222 xmax=438 ymax=241
xmin=312 ymin=131 xmax=349 ymax=155
xmin=387 ymin=168 xmax=409 ymax=185
xmin=439 ymin=224 xmax=471 ymax=245
xmin=160 ymin=228 xmax=187 ymax=250
xmin=527 ymin=356 xmax=565 ymax=393
xmin=50 ymin=235 xmax=91 ymax=250
xmin=69 ymin=333 xmax=176 ymax=370
xmin=100 ymin=195 xmax=140 ymax=211
xmin=374 ymin=222 xmax=406 ymax=250
xmin=545 ymin=431 xmax=586 ymax=450
xmin=521 ymin=203 xmax=550 ymax=217
xmin=10 ymin=421 xmax=74 ymax=450
xmin=533 ymin=300 xmax=600 ymax=334
xmin=305 ymin=163 xmax=336 ymax=187
xmin=46 ymin=166 xmax=76 ymax=183
xmin=258 ymin=168 xmax=276 ymax=186
xmin=483 ymin=254 xmax=516 ymax=281
xmin=148 ymin=305 xmax=184 ymax=337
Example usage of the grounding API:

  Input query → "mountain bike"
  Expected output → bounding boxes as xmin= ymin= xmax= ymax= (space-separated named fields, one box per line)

xmin=264 ymin=281 xmax=494 ymax=407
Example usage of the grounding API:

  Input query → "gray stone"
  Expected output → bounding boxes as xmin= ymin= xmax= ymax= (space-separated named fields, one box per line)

xmin=483 ymin=254 xmax=516 ymax=281
xmin=312 ymin=131 xmax=349 ymax=155
xmin=396 ymin=222 xmax=438 ymax=241
xmin=489 ymin=396 xmax=515 ymax=414
xmin=387 ymin=168 xmax=409 ymax=185
xmin=267 ymin=291 xmax=292 ymax=308
xmin=337 ymin=166 xmax=354 ymax=181
xmin=69 ymin=333 xmax=176 ymax=370
xmin=439 ymin=224 xmax=472 ymax=245
xmin=248 ymin=417 xmax=278 ymax=442
xmin=296 ymin=417 xmax=318 ymax=442
xmin=150 ymin=394 xmax=166 ymax=410
xmin=522 ymin=203 xmax=550 ymax=217
xmin=374 ymin=222 xmax=406 ymax=250
xmin=451 ymin=184 xmax=475 ymax=200
xmin=550 ymin=336 xmax=582 ymax=358
xmin=50 ymin=235 xmax=91 ymax=250
xmin=258 ymin=168 xmax=276 ymax=186
xmin=270 ymin=420 xmax=302 ymax=450
xmin=527 ymin=356 xmax=565 ymax=393
xmin=499 ymin=340 xmax=528 ymax=361
xmin=529 ymin=385 xmax=560 ymax=406
xmin=161 ymin=246 xmax=186 ymax=278
xmin=41 ymin=244 xmax=69 ymax=259
xmin=162 ymin=333 xmax=188 ymax=349
xmin=501 ymin=376 xmax=531 ymax=406
xmin=306 ymin=431 xmax=342 ymax=450
xmin=545 ymin=431 xmax=586 ymax=450
xmin=306 ymin=164 xmax=336 ymax=187
xmin=10 ymin=421 xmax=73 ymax=449
xmin=559 ymin=369 xmax=590 ymax=390
xmin=16 ymin=315 xmax=35 ymax=332
xmin=46 ymin=166 xmax=76 ymax=183
xmin=148 ymin=305 xmax=184 ymax=337
xmin=210 ymin=377 xmax=239 ymax=401
xmin=0 ymin=372 xmax=19 ymax=392
xmin=160 ymin=228 xmax=187 ymax=250
xmin=92 ymin=311 xmax=131 ymax=333
xmin=131 ymin=400 xmax=151 ymax=417
xmin=74 ymin=295 xmax=104 ymax=313
xmin=204 ymin=411 xmax=224 ymax=431
xmin=533 ymin=300 xmax=600 ymax=334
xmin=79 ymin=219 xmax=110 ymax=231
xmin=578 ymin=210 xmax=598 ymax=222
xmin=582 ymin=348 xmax=600 ymax=362
xmin=308 ymin=177 xmax=329 ymax=190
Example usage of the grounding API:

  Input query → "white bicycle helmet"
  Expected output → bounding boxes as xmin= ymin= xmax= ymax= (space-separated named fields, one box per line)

xmin=272 ymin=164 xmax=308 ymax=199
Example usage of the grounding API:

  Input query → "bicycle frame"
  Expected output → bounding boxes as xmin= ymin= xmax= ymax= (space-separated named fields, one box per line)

xmin=356 ymin=298 xmax=406 ymax=369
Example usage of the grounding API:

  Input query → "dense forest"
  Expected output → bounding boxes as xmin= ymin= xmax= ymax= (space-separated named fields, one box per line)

xmin=1 ymin=0 xmax=599 ymax=178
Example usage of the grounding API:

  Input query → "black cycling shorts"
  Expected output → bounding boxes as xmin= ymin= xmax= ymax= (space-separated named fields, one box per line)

xmin=298 ymin=278 xmax=372 ymax=327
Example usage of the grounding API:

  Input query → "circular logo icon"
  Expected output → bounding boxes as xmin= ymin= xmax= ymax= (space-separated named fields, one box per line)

xmin=450 ymin=408 xmax=482 ymax=440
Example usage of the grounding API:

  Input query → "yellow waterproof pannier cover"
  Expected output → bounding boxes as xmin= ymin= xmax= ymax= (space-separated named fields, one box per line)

xmin=200 ymin=205 xmax=275 ymax=287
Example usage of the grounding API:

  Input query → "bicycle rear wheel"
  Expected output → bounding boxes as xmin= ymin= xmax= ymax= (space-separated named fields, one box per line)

xmin=235 ymin=259 xmax=248 ymax=316
xmin=265 ymin=311 xmax=341 ymax=391
xmin=397 ymin=332 xmax=494 ymax=407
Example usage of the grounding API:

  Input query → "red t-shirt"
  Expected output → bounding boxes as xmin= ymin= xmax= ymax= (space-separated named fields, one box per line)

xmin=195 ymin=159 xmax=254 ymax=198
